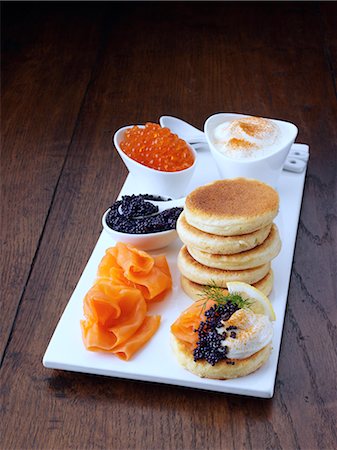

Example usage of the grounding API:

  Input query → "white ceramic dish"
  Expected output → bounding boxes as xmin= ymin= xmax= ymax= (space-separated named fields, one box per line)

xmin=43 ymin=143 xmax=308 ymax=398
xmin=102 ymin=208 xmax=178 ymax=251
xmin=113 ymin=125 xmax=197 ymax=198
xmin=204 ymin=113 xmax=298 ymax=188
xmin=160 ymin=115 xmax=307 ymax=174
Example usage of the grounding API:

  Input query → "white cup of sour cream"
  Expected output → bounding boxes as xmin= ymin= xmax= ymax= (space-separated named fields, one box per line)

xmin=204 ymin=113 xmax=298 ymax=188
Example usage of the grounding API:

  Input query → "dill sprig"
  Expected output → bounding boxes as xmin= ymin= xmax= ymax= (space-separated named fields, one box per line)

xmin=198 ymin=280 xmax=252 ymax=310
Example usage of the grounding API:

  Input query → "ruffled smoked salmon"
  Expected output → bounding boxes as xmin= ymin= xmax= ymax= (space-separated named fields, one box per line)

xmin=81 ymin=242 xmax=171 ymax=360
xmin=97 ymin=242 xmax=172 ymax=302
xmin=82 ymin=281 xmax=147 ymax=348
xmin=113 ymin=315 xmax=161 ymax=360
xmin=170 ymin=299 xmax=215 ymax=351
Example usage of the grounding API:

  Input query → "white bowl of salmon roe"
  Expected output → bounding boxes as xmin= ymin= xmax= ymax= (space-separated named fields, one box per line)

xmin=113 ymin=123 xmax=197 ymax=198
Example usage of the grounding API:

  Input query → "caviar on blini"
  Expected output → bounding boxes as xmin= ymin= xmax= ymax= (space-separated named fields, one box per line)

xmin=119 ymin=123 xmax=195 ymax=172
xmin=193 ymin=302 xmax=239 ymax=366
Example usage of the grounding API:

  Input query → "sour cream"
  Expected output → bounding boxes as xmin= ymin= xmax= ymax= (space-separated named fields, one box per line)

xmin=213 ymin=116 xmax=282 ymax=160
xmin=220 ymin=309 xmax=273 ymax=359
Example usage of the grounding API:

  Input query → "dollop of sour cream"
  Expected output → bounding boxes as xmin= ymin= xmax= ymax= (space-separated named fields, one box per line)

xmin=219 ymin=309 xmax=273 ymax=359
xmin=213 ymin=116 xmax=280 ymax=159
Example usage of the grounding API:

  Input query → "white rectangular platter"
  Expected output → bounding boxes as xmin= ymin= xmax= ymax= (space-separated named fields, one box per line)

xmin=43 ymin=145 xmax=307 ymax=398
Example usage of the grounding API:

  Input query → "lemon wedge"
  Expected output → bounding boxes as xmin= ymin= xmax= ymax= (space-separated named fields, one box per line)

xmin=226 ymin=281 xmax=276 ymax=321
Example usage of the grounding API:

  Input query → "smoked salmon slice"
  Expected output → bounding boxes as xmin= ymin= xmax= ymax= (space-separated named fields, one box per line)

xmin=81 ymin=320 xmax=117 ymax=351
xmin=113 ymin=315 xmax=161 ymax=361
xmin=82 ymin=280 xmax=147 ymax=348
xmin=81 ymin=242 xmax=172 ymax=359
xmin=97 ymin=248 xmax=131 ymax=287
xmin=97 ymin=242 xmax=172 ymax=302
xmin=114 ymin=242 xmax=154 ymax=274
xmin=171 ymin=300 xmax=215 ymax=351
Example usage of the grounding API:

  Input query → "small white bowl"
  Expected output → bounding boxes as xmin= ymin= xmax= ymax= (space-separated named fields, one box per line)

xmin=102 ymin=209 xmax=178 ymax=251
xmin=204 ymin=113 xmax=298 ymax=188
xmin=113 ymin=125 xmax=197 ymax=198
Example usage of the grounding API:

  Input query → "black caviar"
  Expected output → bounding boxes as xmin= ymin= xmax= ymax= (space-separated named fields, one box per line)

xmin=105 ymin=194 xmax=183 ymax=234
xmin=193 ymin=302 xmax=239 ymax=366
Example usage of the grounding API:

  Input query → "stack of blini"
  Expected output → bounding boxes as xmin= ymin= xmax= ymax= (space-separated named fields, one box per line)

xmin=177 ymin=178 xmax=281 ymax=299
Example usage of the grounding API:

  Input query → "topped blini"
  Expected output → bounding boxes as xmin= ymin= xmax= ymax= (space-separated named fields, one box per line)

xmin=170 ymin=282 xmax=275 ymax=379
xmin=184 ymin=178 xmax=279 ymax=236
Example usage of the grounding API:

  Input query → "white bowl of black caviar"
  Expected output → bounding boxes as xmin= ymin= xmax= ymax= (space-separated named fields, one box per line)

xmin=102 ymin=194 xmax=183 ymax=251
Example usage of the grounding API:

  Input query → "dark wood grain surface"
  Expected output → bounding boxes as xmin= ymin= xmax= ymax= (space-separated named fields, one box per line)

xmin=1 ymin=2 xmax=336 ymax=449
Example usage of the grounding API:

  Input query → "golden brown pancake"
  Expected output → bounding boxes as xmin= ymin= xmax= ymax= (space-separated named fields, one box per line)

xmin=184 ymin=178 xmax=279 ymax=236
xmin=171 ymin=335 xmax=272 ymax=379
xmin=180 ymin=270 xmax=274 ymax=301
xmin=178 ymin=245 xmax=271 ymax=287
xmin=177 ymin=212 xmax=272 ymax=255
xmin=187 ymin=224 xmax=281 ymax=270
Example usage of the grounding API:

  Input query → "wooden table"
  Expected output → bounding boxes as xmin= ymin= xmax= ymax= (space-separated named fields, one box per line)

xmin=2 ymin=2 xmax=336 ymax=449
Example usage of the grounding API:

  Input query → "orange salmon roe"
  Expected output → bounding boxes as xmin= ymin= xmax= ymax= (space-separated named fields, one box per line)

xmin=120 ymin=123 xmax=195 ymax=172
